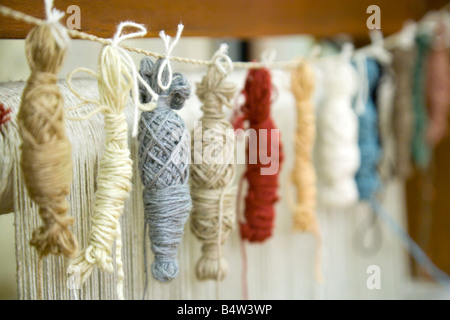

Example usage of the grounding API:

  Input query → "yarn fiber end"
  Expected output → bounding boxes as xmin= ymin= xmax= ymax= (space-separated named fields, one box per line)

xmin=152 ymin=260 xmax=179 ymax=282
xmin=293 ymin=209 xmax=315 ymax=232
xmin=30 ymin=216 xmax=78 ymax=258
xmin=195 ymin=244 xmax=229 ymax=281
xmin=240 ymin=223 xmax=272 ymax=243
xmin=67 ymin=245 xmax=114 ymax=285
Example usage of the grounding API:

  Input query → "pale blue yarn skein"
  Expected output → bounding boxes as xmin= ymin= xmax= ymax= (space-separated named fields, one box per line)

xmin=355 ymin=57 xmax=382 ymax=200
xmin=138 ymin=57 xmax=192 ymax=283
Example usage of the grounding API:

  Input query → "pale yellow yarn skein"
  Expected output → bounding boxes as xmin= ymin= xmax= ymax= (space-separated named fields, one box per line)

xmin=18 ymin=24 xmax=77 ymax=259
xmin=66 ymin=27 xmax=141 ymax=299
xmin=289 ymin=60 xmax=323 ymax=281
xmin=190 ymin=46 xmax=237 ymax=282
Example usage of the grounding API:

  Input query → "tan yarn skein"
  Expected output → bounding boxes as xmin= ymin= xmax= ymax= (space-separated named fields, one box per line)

xmin=290 ymin=61 xmax=319 ymax=232
xmin=190 ymin=47 xmax=236 ymax=281
xmin=18 ymin=24 xmax=77 ymax=258
xmin=289 ymin=60 xmax=323 ymax=282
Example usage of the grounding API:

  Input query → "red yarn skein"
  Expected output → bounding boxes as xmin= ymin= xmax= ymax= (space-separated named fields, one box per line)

xmin=234 ymin=68 xmax=283 ymax=242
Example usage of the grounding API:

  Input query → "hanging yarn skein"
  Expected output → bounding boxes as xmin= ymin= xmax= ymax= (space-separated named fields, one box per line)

xmin=289 ymin=60 xmax=323 ymax=281
xmin=363 ymin=31 xmax=396 ymax=183
xmin=315 ymin=45 xmax=360 ymax=209
xmin=67 ymin=22 xmax=154 ymax=300
xmin=138 ymin=57 xmax=192 ymax=283
xmin=376 ymin=65 xmax=397 ymax=182
xmin=289 ymin=60 xmax=319 ymax=232
xmin=412 ymin=32 xmax=432 ymax=170
xmin=233 ymin=67 xmax=283 ymax=242
xmin=391 ymin=47 xmax=416 ymax=179
xmin=17 ymin=2 xmax=77 ymax=258
xmin=353 ymin=56 xmax=382 ymax=200
xmin=426 ymin=22 xmax=450 ymax=146
xmin=190 ymin=45 xmax=237 ymax=281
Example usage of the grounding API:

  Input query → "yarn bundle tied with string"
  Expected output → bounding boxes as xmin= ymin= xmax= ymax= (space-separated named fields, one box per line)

xmin=67 ymin=22 xmax=154 ymax=300
xmin=315 ymin=45 xmax=360 ymax=209
xmin=18 ymin=7 xmax=77 ymax=259
xmin=233 ymin=67 xmax=283 ymax=242
xmin=289 ymin=60 xmax=320 ymax=232
xmin=138 ymin=57 xmax=191 ymax=283
xmin=289 ymin=60 xmax=323 ymax=281
xmin=353 ymin=56 xmax=382 ymax=200
xmin=190 ymin=45 xmax=237 ymax=281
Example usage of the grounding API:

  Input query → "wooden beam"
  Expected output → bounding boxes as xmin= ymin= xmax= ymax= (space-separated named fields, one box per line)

xmin=0 ymin=0 xmax=447 ymax=40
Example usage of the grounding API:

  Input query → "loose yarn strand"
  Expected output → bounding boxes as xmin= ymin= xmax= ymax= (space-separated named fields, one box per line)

xmin=115 ymin=221 xmax=124 ymax=300
xmin=142 ymin=221 xmax=149 ymax=300
xmin=190 ymin=44 xmax=237 ymax=289
xmin=370 ymin=198 xmax=450 ymax=294
xmin=37 ymin=256 xmax=43 ymax=300
xmin=290 ymin=60 xmax=323 ymax=282
xmin=67 ymin=22 xmax=149 ymax=299
xmin=18 ymin=1 xmax=78 ymax=261
xmin=236 ymin=174 xmax=249 ymax=300
xmin=157 ymin=24 xmax=184 ymax=90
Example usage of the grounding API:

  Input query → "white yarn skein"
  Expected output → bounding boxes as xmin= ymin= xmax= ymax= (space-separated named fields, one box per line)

xmin=316 ymin=46 xmax=360 ymax=209
xmin=66 ymin=22 xmax=154 ymax=300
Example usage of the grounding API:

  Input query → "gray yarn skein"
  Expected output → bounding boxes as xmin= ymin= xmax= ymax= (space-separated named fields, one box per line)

xmin=138 ymin=57 xmax=192 ymax=283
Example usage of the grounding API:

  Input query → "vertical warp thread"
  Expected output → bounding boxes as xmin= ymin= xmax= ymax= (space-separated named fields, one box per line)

xmin=391 ymin=47 xmax=415 ymax=179
xmin=412 ymin=32 xmax=432 ymax=170
xmin=0 ymin=103 xmax=13 ymax=214
xmin=233 ymin=68 xmax=283 ymax=242
xmin=18 ymin=25 xmax=77 ymax=258
xmin=138 ymin=58 xmax=192 ymax=283
xmin=290 ymin=60 xmax=323 ymax=281
xmin=190 ymin=50 xmax=237 ymax=282
xmin=426 ymin=23 xmax=450 ymax=147
xmin=354 ymin=57 xmax=382 ymax=200
xmin=316 ymin=53 xmax=360 ymax=208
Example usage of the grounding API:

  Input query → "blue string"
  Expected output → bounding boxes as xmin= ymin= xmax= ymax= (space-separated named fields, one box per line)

xmin=370 ymin=197 xmax=450 ymax=295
